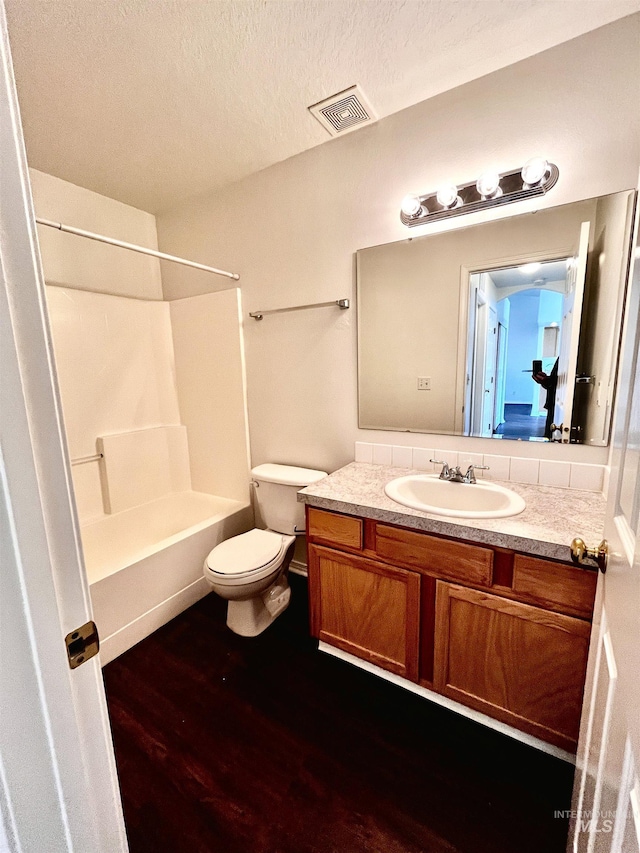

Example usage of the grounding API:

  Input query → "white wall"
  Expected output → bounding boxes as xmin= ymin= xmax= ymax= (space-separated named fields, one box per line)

xmin=157 ymin=17 xmax=640 ymax=473
xmin=30 ymin=168 xmax=162 ymax=300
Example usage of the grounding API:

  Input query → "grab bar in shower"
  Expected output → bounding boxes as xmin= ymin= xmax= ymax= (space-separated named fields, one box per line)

xmin=71 ymin=453 xmax=103 ymax=467
xmin=249 ymin=298 xmax=349 ymax=320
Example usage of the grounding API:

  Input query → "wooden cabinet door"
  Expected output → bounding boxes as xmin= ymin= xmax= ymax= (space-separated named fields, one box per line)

xmin=308 ymin=544 xmax=420 ymax=681
xmin=434 ymin=582 xmax=591 ymax=752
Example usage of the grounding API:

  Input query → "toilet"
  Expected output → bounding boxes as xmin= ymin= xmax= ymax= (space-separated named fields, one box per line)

xmin=203 ymin=463 xmax=327 ymax=636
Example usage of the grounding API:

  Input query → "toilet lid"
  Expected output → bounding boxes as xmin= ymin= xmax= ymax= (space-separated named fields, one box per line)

xmin=206 ymin=529 xmax=285 ymax=576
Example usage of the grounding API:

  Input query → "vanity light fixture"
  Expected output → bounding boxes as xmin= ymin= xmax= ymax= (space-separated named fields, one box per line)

xmin=521 ymin=157 xmax=550 ymax=187
xmin=400 ymin=194 xmax=423 ymax=217
xmin=476 ymin=171 xmax=502 ymax=199
xmin=400 ymin=158 xmax=559 ymax=227
xmin=436 ymin=184 xmax=460 ymax=209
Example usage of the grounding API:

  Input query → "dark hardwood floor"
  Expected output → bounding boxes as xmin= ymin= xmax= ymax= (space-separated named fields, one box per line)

xmin=103 ymin=576 xmax=574 ymax=853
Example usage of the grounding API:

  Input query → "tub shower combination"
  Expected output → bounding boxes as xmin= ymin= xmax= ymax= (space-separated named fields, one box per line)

xmin=40 ymin=208 xmax=253 ymax=665
xmin=73 ymin=426 xmax=252 ymax=664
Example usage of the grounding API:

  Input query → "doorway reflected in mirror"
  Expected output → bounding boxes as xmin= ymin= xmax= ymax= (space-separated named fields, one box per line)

xmin=466 ymin=258 xmax=571 ymax=442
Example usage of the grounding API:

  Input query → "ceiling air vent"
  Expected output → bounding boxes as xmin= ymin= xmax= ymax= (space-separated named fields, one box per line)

xmin=308 ymin=85 xmax=377 ymax=137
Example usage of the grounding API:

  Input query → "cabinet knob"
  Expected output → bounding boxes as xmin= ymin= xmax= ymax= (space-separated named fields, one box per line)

xmin=570 ymin=537 xmax=608 ymax=574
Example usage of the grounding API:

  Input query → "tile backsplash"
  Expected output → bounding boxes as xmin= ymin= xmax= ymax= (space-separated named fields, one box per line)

xmin=354 ymin=442 xmax=605 ymax=493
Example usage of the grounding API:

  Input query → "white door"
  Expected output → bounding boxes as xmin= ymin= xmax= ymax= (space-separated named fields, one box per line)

xmin=555 ymin=221 xmax=591 ymax=441
xmin=0 ymin=9 xmax=128 ymax=851
xmin=481 ymin=306 xmax=498 ymax=435
xmin=568 ymin=203 xmax=640 ymax=851
xmin=494 ymin=321 xmax=508 ymax=428
xmin=471 ymin=290 xmax=489 ymax=435
xmin=464 ymin=274 xmax=480 ymax=434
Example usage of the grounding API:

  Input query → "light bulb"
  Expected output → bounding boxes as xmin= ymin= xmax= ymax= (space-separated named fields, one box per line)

xmin=519 ymin=262 xmax=541 ymax=275
xmin=476 ymin=171 xmax=501 ymax=198
xmin=436 ymin=184 xmax=459 ymax=208
xmin=521 ymin=157 xmax=549 ymax=186
xmin=400 ymin=194 xmax=422 ymax=217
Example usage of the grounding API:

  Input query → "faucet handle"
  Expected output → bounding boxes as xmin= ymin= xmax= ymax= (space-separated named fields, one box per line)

xmin=430 ymin=459 xmax=451 ymax=480
xmin=463 ymin=463 xmax=490 ymax=484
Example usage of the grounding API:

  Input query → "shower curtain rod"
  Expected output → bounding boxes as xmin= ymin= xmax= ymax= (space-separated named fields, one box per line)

xmin=35 ymin=217 xmax=240 ymax=281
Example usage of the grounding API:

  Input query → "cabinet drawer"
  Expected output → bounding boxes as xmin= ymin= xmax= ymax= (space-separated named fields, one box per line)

xmin=307 ymin=508 xmax=363 ymax=550
xmin=512 ymin=554 xmax=597 ymax=618
xmin=376 ymin=524 xmax=493 ymax=587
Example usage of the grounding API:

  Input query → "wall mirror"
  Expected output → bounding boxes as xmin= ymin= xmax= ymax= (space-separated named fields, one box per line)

xmin=357 ymin=190 xmax=636 ymax=445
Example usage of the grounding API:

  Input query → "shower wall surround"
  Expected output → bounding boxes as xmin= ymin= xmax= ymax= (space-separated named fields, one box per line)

xmin=169 ymin=289 xmax=250 ymax=503
xmin=32 ymin=168 xmax=252 ymax=660
xmin=44 ymin=287 xmax=180 ymax=522
xmin=32 ymin=168 xmax=250 ymax=522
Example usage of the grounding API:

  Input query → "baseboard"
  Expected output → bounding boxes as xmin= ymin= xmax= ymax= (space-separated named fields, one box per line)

xmin=98 ymin=577 xmax=210 ymax=665
xmin=289 ymin=559 xmax=308 ymax=577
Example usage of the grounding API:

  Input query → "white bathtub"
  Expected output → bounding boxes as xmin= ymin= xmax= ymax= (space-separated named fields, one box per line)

xmin=82 ymin=491 xmax=252 ymax=664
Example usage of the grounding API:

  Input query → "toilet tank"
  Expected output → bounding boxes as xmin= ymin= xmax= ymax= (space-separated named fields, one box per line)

xmin=251 ymin=464 xmax=327 ymax=534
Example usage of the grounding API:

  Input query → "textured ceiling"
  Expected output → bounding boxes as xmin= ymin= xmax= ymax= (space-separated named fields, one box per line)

xmin=6 ymin=0 xmax=639 ymax=213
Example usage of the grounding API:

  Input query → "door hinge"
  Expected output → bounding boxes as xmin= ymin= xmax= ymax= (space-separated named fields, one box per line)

xmin=65 ymin=621 xmax=99 ymax=669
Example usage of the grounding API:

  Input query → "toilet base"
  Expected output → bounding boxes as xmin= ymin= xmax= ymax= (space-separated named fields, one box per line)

xmin=226 ymin=576 xmax=291 ymax=637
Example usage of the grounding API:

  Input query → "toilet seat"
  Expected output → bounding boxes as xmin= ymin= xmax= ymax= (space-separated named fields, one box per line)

xmin=204 ymin=528 xmax=293 ymax=586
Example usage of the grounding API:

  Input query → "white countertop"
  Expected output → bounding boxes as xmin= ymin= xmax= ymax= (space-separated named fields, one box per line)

xmin=298 ymin=462 xmax=606 ymax=562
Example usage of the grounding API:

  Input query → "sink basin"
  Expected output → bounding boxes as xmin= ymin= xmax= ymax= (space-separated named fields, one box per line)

xmin=384 ymin=474 xmax=526 ymax=519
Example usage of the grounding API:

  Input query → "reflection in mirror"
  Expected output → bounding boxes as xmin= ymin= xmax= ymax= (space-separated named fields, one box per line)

xmin=466 ymin=258 xmax=571 ymax=442
xmin=357 ymin=191 xmax=635 ymax=445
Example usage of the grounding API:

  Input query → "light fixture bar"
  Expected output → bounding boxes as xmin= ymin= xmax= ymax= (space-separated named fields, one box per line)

xmin=400 ymin=162 xmax=559 ymax=228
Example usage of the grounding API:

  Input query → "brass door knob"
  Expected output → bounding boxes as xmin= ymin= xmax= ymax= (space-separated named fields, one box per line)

xmin=570 ymin=537 xmax=608 ymax=573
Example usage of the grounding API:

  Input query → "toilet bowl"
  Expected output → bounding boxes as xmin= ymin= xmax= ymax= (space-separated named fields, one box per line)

xmin=204 ymin=528 xmax=295 ymax=636
xmin=203 ymin=463 xmax=327 ymax=636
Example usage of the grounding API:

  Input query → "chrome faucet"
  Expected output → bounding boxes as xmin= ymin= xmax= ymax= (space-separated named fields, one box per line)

xmin=431 ymin=460 xmax=489 ymax=484
xmin=430 ymin=459 xmax=452 ymax=480
xmin=462 ymin=464 xmax=490 ymax=484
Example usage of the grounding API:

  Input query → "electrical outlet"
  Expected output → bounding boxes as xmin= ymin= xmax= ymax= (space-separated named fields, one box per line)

xmin=417 ymin=377 xmax=431 ymax=391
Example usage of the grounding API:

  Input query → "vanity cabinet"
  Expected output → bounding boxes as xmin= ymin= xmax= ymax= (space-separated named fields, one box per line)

xmin=306 ymin=506 xmax=596 ymax=752
xmin=308 ymin=546 xmax=420 ymax=681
